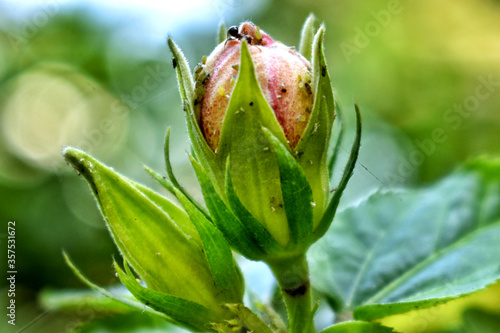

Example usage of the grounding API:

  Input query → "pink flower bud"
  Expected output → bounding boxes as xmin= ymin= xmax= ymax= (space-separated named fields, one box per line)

xmin=195 ymin=22 xmax=314 ymax=151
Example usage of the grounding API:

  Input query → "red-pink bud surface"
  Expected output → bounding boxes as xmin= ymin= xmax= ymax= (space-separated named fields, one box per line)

xmin=195 ymin=22 xmax=314 ymax=151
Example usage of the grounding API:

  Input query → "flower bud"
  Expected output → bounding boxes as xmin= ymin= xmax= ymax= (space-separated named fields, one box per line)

xmin=195 ymin=22 xmax=314 ymax=151
xmin=63 ymin=147 xmax=244 ymax=331
xmin=169 ymin=16 xmax=361 ymax=263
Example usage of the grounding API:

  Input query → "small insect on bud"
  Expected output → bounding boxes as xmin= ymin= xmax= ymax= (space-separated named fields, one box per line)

xmin=196 ymin=21 xmax=314 ymax=151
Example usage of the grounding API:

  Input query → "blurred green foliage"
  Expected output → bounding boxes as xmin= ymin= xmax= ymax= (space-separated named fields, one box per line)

xmin=0 ymin=0 xmax=499 ymax=332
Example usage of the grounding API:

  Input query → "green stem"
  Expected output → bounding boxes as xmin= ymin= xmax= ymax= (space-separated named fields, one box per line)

xmin=268 ymin=255 xmax=314 ymax=333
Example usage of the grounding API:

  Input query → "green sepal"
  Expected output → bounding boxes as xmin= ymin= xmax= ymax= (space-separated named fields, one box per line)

xmin=296 ymin=26 xmax=335 ymax=228
xmin=313 ymin=103 xmax=362 ymax=241
xmin=168 ymin=38 xmax=223 ymax=195
xmin=217 ymin=40 xmax=290 ymax=247
xmin=163 ymin=126 xmax=210 ymax=217
xmin=225 ymin=304 xmax=275 ymax=333
xmin=63 ymin=252 xmax=167 ymax=320
xmin=186 ymin=103 xmax=224 ymax=195
xmin=224 ymin=158 xmax=283 ymax=257
xmin=298 ymin=14 xmax=317 ymax=61
xmin=143 ymin=165 xmax=210 ymax=220
xmin=252 ymin=302 xmax=287 ymax=333
xmin=263 ymin=128 xmax=314 ymax=252
xmin=191 ymin=156 xmax=268 ymax=260
xmin=167 ymin=38 xmax=195 ymax=113
xmin=170 ymin=185 xmax=244 ymax=304
xmin=63 ymin=148 xmax=216 ymax=306
xmin=114 ymin=259 xmax=220 ymax=332
xmin=218 ymin=22 xmax=227 ymax=44
xmin=130 ymin=180 xmax=202 ymax=247
xmin=328 ymin=102 xmax=345 ymax=179
xmin=39 ymin=289 xmax=133 ymax=315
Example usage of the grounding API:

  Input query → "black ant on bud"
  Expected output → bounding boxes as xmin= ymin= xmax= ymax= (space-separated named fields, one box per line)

xmin=226 ymin=25 xmax=254 ymax=44
xmin=224 ymin=23 xmax=266 ymax=49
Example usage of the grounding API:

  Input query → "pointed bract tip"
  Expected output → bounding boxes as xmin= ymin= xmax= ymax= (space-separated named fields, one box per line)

xmin=62 ymin=146 xmax=86 ymax=170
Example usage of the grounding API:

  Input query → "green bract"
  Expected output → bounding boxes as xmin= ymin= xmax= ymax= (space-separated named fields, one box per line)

xmin=62 ymin=148 xmax=245 ymax=332
xmin=168 ymin=15 xmax=361 ymax=262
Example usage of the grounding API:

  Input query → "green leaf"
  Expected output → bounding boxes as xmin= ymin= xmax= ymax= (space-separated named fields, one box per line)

xmin=462 ymin=308 xmax=500 ymax=333
xmin=263 ymin=128 xmax=313 ymax=251
xmin=298 ymin=14 xmax=317 ymax=61
xmin=320 ymin=321 xmax=398 ymax=333
xmin=114 ymin=260 xmax=220 ymax=332
xmin=171 ymin=185 xmax=244 ymax=303
xmin=309 ymin=158 xmax=500 ymax=321
xmin=218 ymin=22 xmax=227 ymax=44
xmin=313 ymin=103 xmax=361 ymax=241
xmin=217 ymin=40 xmax=290 ymax=247
xmin=191 ymin=156 xmax=270 ymax=260
xmin=296 ymin=26 xmax=335 ymax=227
xmin=63 ymin=148 xmax=218 ymax=310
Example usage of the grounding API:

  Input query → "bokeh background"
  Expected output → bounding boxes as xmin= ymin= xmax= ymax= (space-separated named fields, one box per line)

xmin=0 ymin=0 xmax=499 ymax=332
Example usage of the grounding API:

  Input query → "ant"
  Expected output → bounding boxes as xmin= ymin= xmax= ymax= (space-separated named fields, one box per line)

xmin=226 ymin=25 xmax=254 ymax=44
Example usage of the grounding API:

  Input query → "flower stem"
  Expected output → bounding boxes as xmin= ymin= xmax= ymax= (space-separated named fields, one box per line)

xmin=268 ymin=255 xmax=314 ymax=333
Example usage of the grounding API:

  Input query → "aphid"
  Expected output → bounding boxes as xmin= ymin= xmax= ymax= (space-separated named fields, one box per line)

xmin=230 ymin=75 xmax=236 ymax=86
xmin=201 ymin=72 xmax=211 ymax=85
xmin=172 ymin=57 xmax=177 ymax=69
xmin=218 ymin=86 xmax=225 ymax=96
xmin=296 ymin=115 xmax=306 ymax=123
xmin=304 ymin=82 xmax=313 ymax=95
xmin=254 ymin=27 xmax=262 ymax=41
xmin=193 ymin=64 xmax=204 ymax=80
